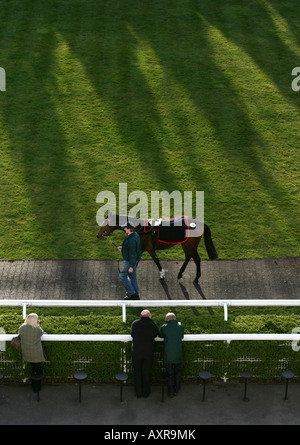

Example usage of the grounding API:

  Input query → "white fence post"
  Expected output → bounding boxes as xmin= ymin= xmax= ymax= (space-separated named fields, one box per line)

xmin=223 ymin=302 xmax=228 ymax=321
xmin=121 ymin=303 xmax=127 ymax=323
xmin=22 ymin=303 xmax=28 ymax=320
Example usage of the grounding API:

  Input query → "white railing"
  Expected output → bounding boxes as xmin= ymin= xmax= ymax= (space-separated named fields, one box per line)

xmin=0 ymin=298 xmax=300 ymax=322
xmin=1 ymin=333 xmax=300 ymax=342
xmin=1 ymin=298 xmax=300 ymax=344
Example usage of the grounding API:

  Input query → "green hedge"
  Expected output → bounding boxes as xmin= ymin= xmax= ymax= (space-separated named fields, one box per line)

xmin=1 ymin=306 xmax=300 ymax=381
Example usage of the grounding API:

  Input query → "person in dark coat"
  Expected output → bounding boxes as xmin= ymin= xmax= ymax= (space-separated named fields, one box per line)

xmin=118 ymin=221 xmax=142 ymax=300
xmin=159 ymin=312 xmax=184 ymax=397
xmin=131 ymin=310 xmax=158 ymax=398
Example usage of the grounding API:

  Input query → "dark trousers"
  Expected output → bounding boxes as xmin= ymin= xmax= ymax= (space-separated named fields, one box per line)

xmin=132 ymin=355 xmax=153 ymax=397
xmin=165 ymin=363 xmax=182 ymax=395
xmin=30 ymin=362 xmax=43 ymax=392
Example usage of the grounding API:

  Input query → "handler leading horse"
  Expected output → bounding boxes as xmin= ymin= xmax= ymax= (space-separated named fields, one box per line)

xmin=97 ymin=214 xmax=218 ymax=284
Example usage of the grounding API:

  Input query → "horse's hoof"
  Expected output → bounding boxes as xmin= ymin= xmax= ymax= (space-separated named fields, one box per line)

xmin=193 ymin=279 xmax=199 ymax=285
xmin=159 ymin=276 xmax=165 ymax=281
xmin=177 ymin=274 xmax=182 ymax=280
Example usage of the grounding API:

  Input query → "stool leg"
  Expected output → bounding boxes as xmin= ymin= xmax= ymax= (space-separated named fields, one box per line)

xmin=78 ymin=381 xmax=82 ymax=403
xmin=202 ymin=380 xmax=206 ymax=402
xmin=242 ymin=378 xmax=248 ymax=401
xmin=120 ymin=381 xmax=123 ymax=402
xmin=284 ymin=379 xmax=289 ymax=401
xmin=161 ymin=382 xmax=165 ymax=403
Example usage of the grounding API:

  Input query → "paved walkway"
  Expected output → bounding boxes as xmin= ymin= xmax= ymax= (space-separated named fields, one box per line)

xmin=1 ymin=380 xmax=300 ymax=426
xmin=0 ymin=257 xmax=299 ymax=300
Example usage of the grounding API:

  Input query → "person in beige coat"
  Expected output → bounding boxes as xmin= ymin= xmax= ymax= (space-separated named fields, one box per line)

xmin=18 ymin=313 xmax=46 ymax=392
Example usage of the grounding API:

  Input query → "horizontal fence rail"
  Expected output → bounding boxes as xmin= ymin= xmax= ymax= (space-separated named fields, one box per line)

xmin=2 ymin=299 xmax=300 ymax=381
xmin=1 ymin=299 xmax=300 ymax=322
xmin=1 ymin=334 xmax=300 ymax=342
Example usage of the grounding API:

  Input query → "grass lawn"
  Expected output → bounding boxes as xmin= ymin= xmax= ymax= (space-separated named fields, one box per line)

xmin=0 ymin=0 xmax=299 ymax=261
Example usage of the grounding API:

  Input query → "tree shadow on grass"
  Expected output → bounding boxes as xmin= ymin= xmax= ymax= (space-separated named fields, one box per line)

xmin=0 ymin=0 xmax=299 ymax=261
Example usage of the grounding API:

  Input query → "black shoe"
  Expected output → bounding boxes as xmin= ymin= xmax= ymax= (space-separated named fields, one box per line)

xmin=124 ymin=293 xmax=140 ymax=300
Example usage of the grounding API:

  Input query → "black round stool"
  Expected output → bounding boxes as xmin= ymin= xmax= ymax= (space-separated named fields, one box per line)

xmin=282 ymin=370 xmax=294 ymax=400
xmin=199 ymin=371 xmax=211 ymax=402
xmin=74 ymin=372 xmax=88 ymax=403
xmin=31 ymin=373 xmax=44 ymax=402
xmin=115 ymin=372 xmax=128 ymax=402
xmin=240 ymin=371 xmax=253 ymax=402
xmin=158 ymin=372 xmax=169 ymax=402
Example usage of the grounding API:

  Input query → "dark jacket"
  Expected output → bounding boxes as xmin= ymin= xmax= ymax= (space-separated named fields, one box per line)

xmin=159 ymin=319 xmax=184 ymax=364
xmin=122 ymin=231 xmax=142 ymax=268
xmin=131 ymin=317 xmax=158 ymax=358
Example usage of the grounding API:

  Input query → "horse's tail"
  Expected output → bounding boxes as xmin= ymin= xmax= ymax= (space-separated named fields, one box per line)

xmin=203 ymin=224 xmax=218 ymax=260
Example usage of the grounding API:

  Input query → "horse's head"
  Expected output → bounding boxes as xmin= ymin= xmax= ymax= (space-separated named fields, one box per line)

xmin=96 ymin=214 xmax=141 ymax=239
xmin=96 ymin=217 xmax=115 ymax=239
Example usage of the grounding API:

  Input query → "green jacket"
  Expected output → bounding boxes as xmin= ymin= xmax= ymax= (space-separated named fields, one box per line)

xmin=159 ymin=319 xmax=184 ymax=364
xmin=122 ymin=231 xmax=142 ymax=267
xmin=18 ymin=324 xmax=46 ymax=363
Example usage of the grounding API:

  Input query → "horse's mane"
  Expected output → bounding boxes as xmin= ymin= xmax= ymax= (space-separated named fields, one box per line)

xmin=106 ymin=213 xmax=145 ymax=228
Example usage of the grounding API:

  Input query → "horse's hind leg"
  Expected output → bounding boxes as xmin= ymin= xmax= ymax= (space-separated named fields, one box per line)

xmin=149 ymin=249 xmax=165 ymax=279
xmin=192 ymin=250 xmax=201 ymax=284
xmin=178 ymin=254 xmax=191 ymax=280
xmin=180 ymin=241 xmax=201 ymax=283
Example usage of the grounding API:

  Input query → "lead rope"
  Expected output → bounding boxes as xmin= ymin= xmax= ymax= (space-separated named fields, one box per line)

xmin=103 ymin=236 xmax=122 ymax=273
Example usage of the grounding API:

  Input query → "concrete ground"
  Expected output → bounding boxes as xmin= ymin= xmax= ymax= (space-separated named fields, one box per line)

xmin=0 ymin=379 xmax=299 ymax=426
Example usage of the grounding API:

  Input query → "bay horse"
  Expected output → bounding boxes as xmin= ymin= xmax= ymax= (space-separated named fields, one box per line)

xmin=97 ymin=214 xmax=218 ymax=284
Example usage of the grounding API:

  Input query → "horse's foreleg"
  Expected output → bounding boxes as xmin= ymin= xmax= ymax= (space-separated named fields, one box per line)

xmin=178 ymin=254 xmax=191 ymax=280
xmin=149 ymin=249 xmax=165 ymax=280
